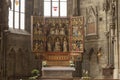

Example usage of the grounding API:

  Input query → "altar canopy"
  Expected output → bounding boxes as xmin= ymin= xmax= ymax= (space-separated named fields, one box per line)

xmin=31 ymin=16 xmax=84 ymax=66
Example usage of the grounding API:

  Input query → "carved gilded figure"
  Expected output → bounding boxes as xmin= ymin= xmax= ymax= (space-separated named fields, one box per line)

xmin=47 ymin=42 xmax=52 ymax=51
xmin=38 ymin=27 xmax=42 ymax=35
xmin=54 ymin=38 xmax=61 ymax=52
xmin=47 ymin=37 xmax=52 ymax=51
xmin=39 ymin=40 xmax=44 ymax=51
xmin=60 ymin=27 xmax=65 ymax=35
xmin=33 ymin=28 xmax=38 ymax=34
xmin=50 ymin=27 xmax=55 ymax=35
xmin=33 ymin=24 xmax=42 ymax=35
xmin=63 ymin=37 xmax=68 ymax=52
xmin=72 ymin=43 xmax=77 ymax=51
xmin=55 ymin=28 xmax=60 ymax=35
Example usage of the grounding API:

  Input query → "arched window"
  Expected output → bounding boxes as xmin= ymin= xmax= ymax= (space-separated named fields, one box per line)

xmin=9 ymin=0 xmax=25 ymax=29
xmin=44 ymin=0 xmax=67 ymax=17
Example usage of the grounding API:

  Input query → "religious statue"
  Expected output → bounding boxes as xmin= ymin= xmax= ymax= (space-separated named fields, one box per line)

xmin=72 ymin=43 xmax=77 ymax=51
xmin=33 ymin=27 xmax=38 ymax=34
xmin=50 ymin=27 xmax=55 ymax=35
xmin=63 ymin=38 xmax=68 ymax=52
xmin=47 ymin=38 xmax=52 ymax=51
xmin=38 ymin=27 xmax=42 ymax=35
xmin=55 ymin=28 xmax=60 ymax=35
xmin=33 ymin=24 xmax=42 ymax=35
xmin=60 ymin=28 xmax=65 ymax=35
xmin=54 ymin=38 xmax=61 ymax=52
xmin=78 ymin=31 xmax=81 ymax=36
xmin=39 ymin=40 xmax=44 ymax=51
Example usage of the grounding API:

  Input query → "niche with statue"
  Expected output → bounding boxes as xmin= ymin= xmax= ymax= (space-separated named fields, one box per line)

xmin=45 ymin=19 xmax=69 ymax=52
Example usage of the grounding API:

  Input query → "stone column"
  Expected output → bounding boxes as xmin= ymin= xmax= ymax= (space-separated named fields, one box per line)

xmin=33 ymin=0 xmax=39 ymax=15
xmin=0 ymin=0 xmax=9 ymax=80
xmin=112 ymin=0 xmax=119 ymax=79
xmin=67 ymin=0 xmax=73 ymax=17
xmin=117 ymin=0 xmax=120 ymax=79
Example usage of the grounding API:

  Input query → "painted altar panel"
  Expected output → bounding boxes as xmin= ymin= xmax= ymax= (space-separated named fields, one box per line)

xmin=31 ymin=16 xmax=45 ymax=55
xmin=70 ymin=16 xmax=84 ymax=53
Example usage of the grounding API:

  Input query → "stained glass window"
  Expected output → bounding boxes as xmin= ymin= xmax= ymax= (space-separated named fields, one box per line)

xmin=44 ymin=0 xmax=67 ymax=17
xmin=9 ymin=0 xmax=25 ymax=29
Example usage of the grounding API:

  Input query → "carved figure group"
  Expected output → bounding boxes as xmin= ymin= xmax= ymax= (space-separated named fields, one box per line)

xmin=63 ymin=38 xmax=68 ymax=52
xmin=54 ymin=38 xmax=61 ymax=52
xmin=33 ymin=23 xmax=43 ymax=35
xmin=47 ymin=38 xmax=52 ymax=51
xmin=60 ymin=28 xmax=65 ymax=35
xmin=46 ymin=37 xmax=68 ymax=52
xmin=49 ymin=27 xmax=65 ymax=35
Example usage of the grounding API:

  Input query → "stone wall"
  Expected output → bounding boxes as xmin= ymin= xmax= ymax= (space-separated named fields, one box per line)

xmin=0 ymin=0 xmax=41 ymax=80
xmin=0 ymin=0 xmax=10 ymax=80
xmin=80 ymin=0 xmax=108 ymax=79
xmin=6 ymin=31 xmax=41 ymax=80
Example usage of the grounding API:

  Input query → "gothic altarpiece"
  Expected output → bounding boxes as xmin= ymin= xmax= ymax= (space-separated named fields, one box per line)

xmin=31 ymin=16 xmax=84 ymax=66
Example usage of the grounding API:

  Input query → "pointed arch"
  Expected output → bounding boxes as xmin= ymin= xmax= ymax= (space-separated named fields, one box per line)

xmin=86 ymin=6 xmax=98 ymax=39
xmin=8 ymin=48 xmax=16 ymax=58
xmin=7 ymin=48 xmax=16 ymax=77
xmin=15 ymin=48 xmax=24 ymax=74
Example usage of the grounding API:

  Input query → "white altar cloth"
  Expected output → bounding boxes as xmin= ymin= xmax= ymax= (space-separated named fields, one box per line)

xmin=42 ymin=67 xmax=75 ymax=71
xmin=42 ymin=67 xmax=75 ymax=78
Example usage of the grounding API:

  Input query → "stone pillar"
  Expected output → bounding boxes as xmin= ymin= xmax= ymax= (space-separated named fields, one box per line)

xmin=67 ymin=0 xmax=73 ymax=17
xmin=73 ymin=0 xmax=78 ymax=16
xmin=0 ymin=0 xmax=9 ymax=80
xmin=33 ymin=0 xmax=43 ymax=15
xmin=33 ymin=0 xmax=38 ymax=15
xmin=118 ymin=0 xmax=120 ymax=79
xmin=25 ymin=0 xmax=34 ymax=32
xmin=110 ymin=0 xmax=119 ymax=79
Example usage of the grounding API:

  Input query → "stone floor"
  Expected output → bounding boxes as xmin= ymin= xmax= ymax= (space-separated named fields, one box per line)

xmin=39 ymin=77 xmax=80 ymax=80
xmin=39 ymin=77 xmax=119 ymax=80
xmin=39 ymin=79 xmax=74 ymax=80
